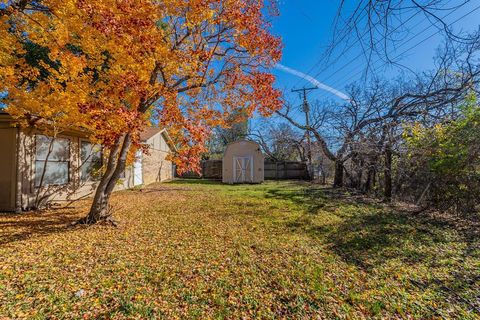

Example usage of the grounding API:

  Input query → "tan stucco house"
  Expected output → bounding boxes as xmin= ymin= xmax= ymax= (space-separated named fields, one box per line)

xmin=0 ymin=112 xmax=175 ymax=212
xmin=222 ymin=140 xmax=264 ymax=184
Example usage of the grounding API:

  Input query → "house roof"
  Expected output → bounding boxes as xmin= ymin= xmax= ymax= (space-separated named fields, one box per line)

xmin=1 ymin=111 xmax=177 ymax=151
xmin=140 ymin=127 xmax=163 ymax=141
xmin=140 ymin=127 xmax=177 ymax=152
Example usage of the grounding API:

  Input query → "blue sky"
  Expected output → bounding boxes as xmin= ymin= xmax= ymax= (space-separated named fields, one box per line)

xmin=269 ymin=0 xmax=480 ymax=106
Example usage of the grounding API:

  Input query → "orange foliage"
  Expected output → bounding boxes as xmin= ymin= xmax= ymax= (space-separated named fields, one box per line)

xmin=0 ymin=0 xmax=283 ymax=173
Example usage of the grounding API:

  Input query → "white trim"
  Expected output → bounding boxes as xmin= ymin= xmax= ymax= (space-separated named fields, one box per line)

xmin=233 ymin=157 xmax=237 ymax=183
xmin=133 ymin=150 xmax=143 ymax=186
xmin=249 ymin=157 xmax=254 ymax=182
xmin=141 ymin=128 xmax=177 ymax=152
xmin=233 ymin=156 xmax=253 ymax=183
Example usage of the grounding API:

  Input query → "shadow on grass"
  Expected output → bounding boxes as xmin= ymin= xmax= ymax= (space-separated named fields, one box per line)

xmin=264 ymin=186 xmax=384 ymax=215
xmin=129 ymin=187 xmax=194 ymax=195
xmin=328 ymin=209 xmax=480 ymax=313
xmin=264 ymin=187 xmax=329 ymax=214
xmin=326 ymin=211 xmax=446 ymax=267
xmin=264 ymin=184 xmax=480 ymax=312
xmin=0 ymin=209 xmax=80 ymax=245
xmin=268 ymin=186 xmax=477 ymax=268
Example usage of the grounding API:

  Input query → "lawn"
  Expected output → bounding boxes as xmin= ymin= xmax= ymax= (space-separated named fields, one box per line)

xmin=0 ymin=180 xmax=478 ymax=319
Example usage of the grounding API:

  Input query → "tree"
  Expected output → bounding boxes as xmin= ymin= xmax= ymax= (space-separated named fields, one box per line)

xmin=402 ymin=93 xmax=480 ymax=213
xmin=328 ymin=0 xmax=478 ymax=75
xmin=0 ymin=0 xmax=282 ymax=224
xmin=217 ymin=110 xmax=249 ymax=145
xmin=204 ymin=110 xmax=248 ymax=159
xmin=250 ymin=122 xmax=306 ymax=161
xmin=0 ymin=1 xmax=46 ymax=16
xmin=277 ymin=42 xmax=480 ymax=191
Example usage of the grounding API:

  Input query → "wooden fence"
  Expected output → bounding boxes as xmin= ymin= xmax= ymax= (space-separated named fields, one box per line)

xmin=176 ymin=160 xmax=309 ymax=180
xmin=175 ymin=160 xmax=222 ymax=179
xmin=264 ymin=161 xmax=310 ymax=180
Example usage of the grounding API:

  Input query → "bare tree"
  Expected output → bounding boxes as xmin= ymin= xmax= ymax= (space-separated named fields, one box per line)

xmin=249 ymin=122 xmax=307 ymax=162
xmin=329 ymin=0 xmax=479 ymax=74
xmin=277 ymin=38 xmax=480 ymax=195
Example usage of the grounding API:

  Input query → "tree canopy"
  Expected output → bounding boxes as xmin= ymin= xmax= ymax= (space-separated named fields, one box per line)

xmin=0 ymin=0 xmax=282 ymax=222
xmin=0 ymin=0 xmax=282 ymax=172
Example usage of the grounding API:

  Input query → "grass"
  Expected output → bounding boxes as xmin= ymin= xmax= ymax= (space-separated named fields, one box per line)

xmin=0 ymin=180 xmax=478 ymax=319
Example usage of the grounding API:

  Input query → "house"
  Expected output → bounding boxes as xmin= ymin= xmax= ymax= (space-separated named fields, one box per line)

xmin=138 ymin=127 xmax=175 ymax=185
xmin=0 ymin=112 xmax=175 ymax=212
xmin=222 ymin=140 xmax=264 ymax=184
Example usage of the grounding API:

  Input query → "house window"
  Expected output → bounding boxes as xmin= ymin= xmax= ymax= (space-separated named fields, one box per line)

xmin=35 ymin=135 xmax=70 ymax=187
xmin=80 ymin=141 xmax=102 ymax=182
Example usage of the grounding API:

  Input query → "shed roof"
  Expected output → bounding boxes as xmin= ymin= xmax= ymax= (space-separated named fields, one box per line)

xmin=224 ymin=139 xmax=261 ymax=150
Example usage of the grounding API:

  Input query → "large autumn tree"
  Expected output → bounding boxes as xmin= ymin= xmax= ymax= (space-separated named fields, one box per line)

xmin=0 ymin=0 xmax=282 ymax=223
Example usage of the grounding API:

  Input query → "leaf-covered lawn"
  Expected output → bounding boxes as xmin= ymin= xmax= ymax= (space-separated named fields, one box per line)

xmin=0 ymin=180 xmax=479 ymax=319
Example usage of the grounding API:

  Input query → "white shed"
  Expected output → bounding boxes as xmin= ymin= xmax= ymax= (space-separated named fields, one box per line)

xmin=222 ymin=140 xmax=264 ymax=184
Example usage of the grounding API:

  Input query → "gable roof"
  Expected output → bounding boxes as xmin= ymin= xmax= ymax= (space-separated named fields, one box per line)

xmin=140 ymin=127 xmax=177 ymax=152
xmin=1 ymin=111 xmax=177 ymax=151
xmin=140 ymin=127 xmax=163 ymax=141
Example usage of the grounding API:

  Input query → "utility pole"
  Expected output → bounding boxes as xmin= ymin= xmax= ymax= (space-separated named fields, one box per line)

xmin=291 ymin=86 xmax=318 ymax=180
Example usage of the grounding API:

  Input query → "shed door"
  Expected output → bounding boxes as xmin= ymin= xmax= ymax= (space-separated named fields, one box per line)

xmin=133 ymin=151 xmax=143 ymax=186
xmin=234 ymin=156 xmax=253 ymax=183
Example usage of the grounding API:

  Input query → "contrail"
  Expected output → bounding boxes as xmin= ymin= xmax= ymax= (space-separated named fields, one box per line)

xmin=275 ymin=63 xmax=350 ymax=101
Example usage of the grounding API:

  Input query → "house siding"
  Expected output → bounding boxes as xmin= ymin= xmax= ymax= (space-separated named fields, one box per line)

xmin=142 ymin=132 xmax=173 ymax=185
xmin=0 ymin=127 xmax=17 ymax=211
xmin=0 ymin=127 xmax=173 ymax=212
xmin=15 ymin=129 xmax=135 ymax=210
xmin=0 ymin=117 xmax=174 ymax=212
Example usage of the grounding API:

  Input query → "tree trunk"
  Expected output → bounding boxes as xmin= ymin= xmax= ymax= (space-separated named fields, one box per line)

xmin=364 ymin=165 xmax=373 ymax=193
xmin=78 ymin=133 xmax=132 ymax=225
xmin=355 ymin=159 xmax=364 ymax=190
xmin=333 ymin=160 xmax=344 ymax=188
xmin=384 ymin=144 xmax=392 ymax=202
xmin=320 ymin=165 xmax=326 ymax=185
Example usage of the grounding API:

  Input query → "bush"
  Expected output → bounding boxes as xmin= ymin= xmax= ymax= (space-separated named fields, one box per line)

xmin=402 ymin=93 xmax=480 ymax=214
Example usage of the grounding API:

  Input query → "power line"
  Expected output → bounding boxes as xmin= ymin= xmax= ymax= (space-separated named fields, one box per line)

xmin=292 ymin=3 xmax=372 ymax=88
xmin=311 ymin=2 xmax=480 ymax=102
xmin=293 ymin=1 xmax=440 ymax=89
xmin=312 ymin=0 xmax=468 ymax=93
xmin=292 ymin=1 xmax=454 ymax=100
xmin=299 ymin=6 xmax=421 ymax=88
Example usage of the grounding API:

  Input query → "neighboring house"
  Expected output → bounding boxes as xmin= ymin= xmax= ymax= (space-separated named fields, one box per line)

xmin=0 ymin=112 xmax=175 ymax=212
xmin=222 ymin=140 xmax=264 ymax=184
xmin=139 ymin=127 xmax=175 ymax=185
